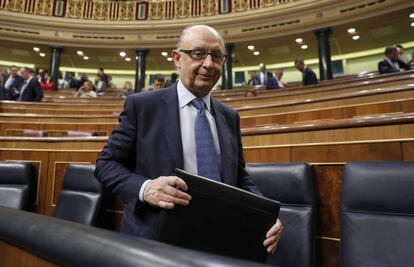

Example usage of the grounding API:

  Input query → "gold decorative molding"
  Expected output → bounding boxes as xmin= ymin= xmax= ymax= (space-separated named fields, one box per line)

xmin=0 ymin=0 xmax=412 ymax=48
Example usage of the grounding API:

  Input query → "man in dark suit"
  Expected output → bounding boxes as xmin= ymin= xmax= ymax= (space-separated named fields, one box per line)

xmin=378 ymin=47 xmax=410 ymax=74
xmin=294 ymin=58 xmax=318 ymax=86
xmin=95 ymin=25 xmax=282 ymax=254
xmin=0 ymin=76 xmax=7 ymax=100
xmin=254 ymin=63 xmax=278 ymax=89
xmin=3 ymin=65 xmax=24 ymax=100
xmin=11 ymin=67 xmax=43 ymax=102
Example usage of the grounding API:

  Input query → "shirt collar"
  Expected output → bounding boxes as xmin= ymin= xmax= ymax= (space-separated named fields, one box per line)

xmin=385 ymin=57 xmax=394 ymax=66
xmin=177 ymin=80 xmax=212 ymax=111
xmin=24 ymin=76 xmax=33 ymax=83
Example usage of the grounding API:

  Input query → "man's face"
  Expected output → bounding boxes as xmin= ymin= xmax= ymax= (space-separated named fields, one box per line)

xmin=153 ymin=79 xmax=164 ymax=89
xmin=389 ymin=50 xmax=399 ymax=62
xmin=295 ymin=63 xmax=304 ymax=72
xmin=9 ymin=67 xmax=18 ymax=76
xmin=172 ymin=29 xmax=225 ymax=98
xmin=397 ymin=47 xmax=404 ymax=56
xmin=276 ymin=72 xmax=283 ymax=80
xmin=19 ymin=68 xmax=30 ymax=80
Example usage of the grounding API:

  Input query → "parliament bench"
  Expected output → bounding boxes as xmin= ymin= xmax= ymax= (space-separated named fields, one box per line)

xmin=212 ymin=70 xmax=414 ymax=99
xmin=237 ymin=84 xmax=414 ymax=116
xmin=240 ymin=97 xmax=414 ymax=127
xmin=1 ymin=135 xmax=413 ymax=267
xmin=224 ymin=73 xmax=414 ymax=108
xmin=241 ymin=112 xmax=414 ymax=146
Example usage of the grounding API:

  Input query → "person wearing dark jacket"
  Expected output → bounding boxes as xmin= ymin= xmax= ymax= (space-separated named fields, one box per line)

xmin=10 ymin=67 xmax=43 ymax=102
xmin=294 ymin=58 xmax=318 ymax=86
xmin=378 ymin=47 xmax=410 ymax=74
xmin=94 ymin=25 xmax=283 ymax=254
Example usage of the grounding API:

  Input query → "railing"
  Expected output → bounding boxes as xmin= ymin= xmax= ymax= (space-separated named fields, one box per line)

xmin=0 ymin=0 xmax=299 ymax=21
xmin=0 ymin=206 xmax=265 ymax=267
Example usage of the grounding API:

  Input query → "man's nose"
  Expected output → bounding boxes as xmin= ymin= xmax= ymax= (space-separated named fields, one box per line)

xmin=202 ymin=54 xmax=214 ymax=68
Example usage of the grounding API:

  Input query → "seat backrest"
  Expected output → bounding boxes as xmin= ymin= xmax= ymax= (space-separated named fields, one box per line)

xmin=246 ymin=162 xmax=315 ymax=267
xmin=53 ymin=164 xmax=104 ymax=226
xmin=22 ymin=129 xmax=44 ymax=137
xmin=0 ymin=161 xmax=36 ymax=210
xmin=66 ymin=130 xmax=97 ymax=137
xmin=340 ymin=161 xmax=414 ymax=267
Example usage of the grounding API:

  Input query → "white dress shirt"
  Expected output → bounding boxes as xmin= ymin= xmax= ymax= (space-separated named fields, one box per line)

xmin=385 ymin=57 xmax=400 ymax=70
xmin=4 ymin=75 xmax=14 ymax=89
xmin=138 ymin=81 xmax=221 ymax=201
xmin=275 ymin=77 xmax=285 ymax=88
xmin=260 ymin=72 xmax=267 ymax=85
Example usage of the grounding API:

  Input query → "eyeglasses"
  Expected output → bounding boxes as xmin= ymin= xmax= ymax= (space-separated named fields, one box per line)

xmin=179 ymin=49 xmax=227 ymax=63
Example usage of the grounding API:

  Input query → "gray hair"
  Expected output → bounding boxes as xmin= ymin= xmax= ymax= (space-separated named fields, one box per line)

xmin=177 ymin=25 xmax=225 ymax=49
xmin=294 ymin=58 xmax=304 ymax=65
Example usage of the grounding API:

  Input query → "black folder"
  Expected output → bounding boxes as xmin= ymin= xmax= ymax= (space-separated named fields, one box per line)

xmin=153 ymin=168 xmax=280 ymax=262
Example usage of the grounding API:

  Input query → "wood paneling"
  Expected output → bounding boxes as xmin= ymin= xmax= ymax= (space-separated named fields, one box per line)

xmin=243 ymin=124 xmax=414 ymax=146
xmin=312 ymin=165 xmax=343 ymax=238
xmin=402 ymin=142 xmax=414 ymax=160
xmin=238 ymin=88 xmax=414 ymax=116
xmin=243 ymin=147 xmax=291 ymax=162
xmin=316 ymin=238 xmax=341 ymax=267
xmin=290 ymin=142 xmax=403 ymax=162
xmin=0 ymin=241 xmax=58 ymax=267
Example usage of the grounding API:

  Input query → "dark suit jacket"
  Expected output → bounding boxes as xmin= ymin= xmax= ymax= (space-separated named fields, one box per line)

xmin=17 ymin=78 xmax=43 ymax=102
xmin=0 ymin=85 xmax=7 ymax=100
xmin=255 ymin=71 xmax=273 ymax=87
xmin=303 ymin=67 xmax=318 ymax=86
xmin=5 ymin=75 xmax=24 ymax=90
xmin=95 ymin=84 xmax=261 ymax=239
xmin=378 ymin=59 xmax=410 ymax=74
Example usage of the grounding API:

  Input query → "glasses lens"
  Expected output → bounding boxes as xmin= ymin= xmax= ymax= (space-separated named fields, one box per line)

xmin=191 ymin=49 xmax=207 ymax=60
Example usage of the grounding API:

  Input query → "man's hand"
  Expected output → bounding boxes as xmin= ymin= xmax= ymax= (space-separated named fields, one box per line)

xmin=263 ymin=218 xmax=283 ymax=254
xmin=144 ymin=176 xmax=192 ymax=209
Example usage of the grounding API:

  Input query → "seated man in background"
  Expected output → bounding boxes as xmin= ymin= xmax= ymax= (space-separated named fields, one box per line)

xmin=294 ymin=58 xmax=318 ymax=86
xmin=67 ymin=72 xmax=81 ymax=89
xmin=255 ymin=63 xmax=277 ymax=89
xmin=57 ymin=71 xmax=69 ymax=89
xmin=378 ymin=47 xmax=410 ymax=74
xmin=164 ymin=72 xmax=179 ymax=87
xmin=144 ymin=74 xmax=165 ymax=92
xmin=274 ymin=69 xmax=286 ymax=88
xmin=95 ymin=24 xmax=282 ymax=254
xmin=247 ymin=72 xmax=259 ymax=86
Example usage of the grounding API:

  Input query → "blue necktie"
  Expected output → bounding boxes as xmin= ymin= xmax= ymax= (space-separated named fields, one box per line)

xmin=192 ymin=98 xmax=221 ymax=182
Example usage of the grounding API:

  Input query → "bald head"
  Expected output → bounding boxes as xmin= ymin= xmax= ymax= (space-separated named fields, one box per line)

xmin=177 ymin=25 xmax=225 ymax=50
xmin=172 ymin=24 xmax=226 ymax=97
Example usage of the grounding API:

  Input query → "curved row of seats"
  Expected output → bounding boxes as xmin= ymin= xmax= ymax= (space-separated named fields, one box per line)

xmin=2 ymin=161 xmax=413 ymax=266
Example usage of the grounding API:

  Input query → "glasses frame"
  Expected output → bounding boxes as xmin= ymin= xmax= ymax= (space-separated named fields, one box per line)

xmin=179 ymin=49 xmax=227 ymax=63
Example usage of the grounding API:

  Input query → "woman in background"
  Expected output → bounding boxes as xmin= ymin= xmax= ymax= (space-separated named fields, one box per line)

xmin=74 ymin=80 xmax=97 ymax=98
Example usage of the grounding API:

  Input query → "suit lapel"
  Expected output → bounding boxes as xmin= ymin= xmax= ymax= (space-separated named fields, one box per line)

xmin=211 ymin=99 xmax=234 ymax=185
xmin=160 ymin=85 xmax=184 ymax=170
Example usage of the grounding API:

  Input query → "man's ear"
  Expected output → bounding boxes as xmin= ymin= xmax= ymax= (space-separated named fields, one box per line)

xmin=172 ymin=50 xmax=181 ymax=68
